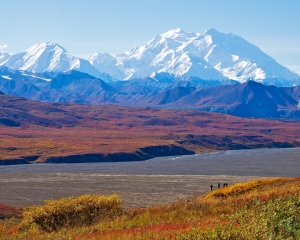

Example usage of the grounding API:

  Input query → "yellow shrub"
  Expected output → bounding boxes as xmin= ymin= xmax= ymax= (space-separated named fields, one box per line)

xmin=203 ymin=178 xmax=291 ymax=200
xmin=20 ymin=193 xmax=123 ymax=231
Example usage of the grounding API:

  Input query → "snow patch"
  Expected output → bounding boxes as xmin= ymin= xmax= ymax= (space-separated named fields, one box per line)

xmin=22 ymin=73 xmax=51 ymax=81
xmin=204 ymin=45 xmax=216 ymax=61
xmin=232 ymin=55 xmax=239 ymax=62
xmin=1 ymin=75 xmax=12 ymax=80
xmin=123 ymin=69 xmax=136 ymax=80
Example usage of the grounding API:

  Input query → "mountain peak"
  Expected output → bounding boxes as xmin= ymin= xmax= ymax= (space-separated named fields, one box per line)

xmin=160 ymin=28 xmax=187 ymax=39
xmin=1 ymin=41 xmax=107 ymax=79
xmin=203 ymin=28 xmax=223 ymax=36
xmin=86 ymin=28 xmax=298 ymax=84
xmin=2 ymin=28 xmax=299 ymax=86
xmin=27 ymin=41 xmax=66 ymax=52
xmin=45 ymin=41 xmax=64 ymax=48
xmin=203 ymin=28 xmax=240 ymax=40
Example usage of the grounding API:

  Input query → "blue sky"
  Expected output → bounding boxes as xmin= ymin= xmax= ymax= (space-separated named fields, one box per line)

xmin=1 ymin=0 xmax=300 ymax=73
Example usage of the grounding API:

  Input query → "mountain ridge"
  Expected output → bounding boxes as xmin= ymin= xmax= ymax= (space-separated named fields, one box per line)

xmin=1 ymin=67 xmax=300 ymax=119
xmin=1 ymin=28 xmax=299 ymax=87
xmin=0 ymin=42 xmax=110 ymax=82
xmin=88 ymin=28 xmax=299 ymax=85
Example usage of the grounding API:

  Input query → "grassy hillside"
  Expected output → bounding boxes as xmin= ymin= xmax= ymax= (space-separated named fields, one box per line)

xmin=1 ymin=177 xmax=299 ymax=239
xmin=1 ymin=92 xmax=300 ymax=162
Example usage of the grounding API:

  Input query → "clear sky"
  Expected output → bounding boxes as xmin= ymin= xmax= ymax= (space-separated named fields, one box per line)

xmin=1 ymin=0 xmax=299 ymax=74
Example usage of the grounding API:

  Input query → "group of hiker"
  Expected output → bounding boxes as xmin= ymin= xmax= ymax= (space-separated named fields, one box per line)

xmin=210 ymin=182 xmax=228 ymax=191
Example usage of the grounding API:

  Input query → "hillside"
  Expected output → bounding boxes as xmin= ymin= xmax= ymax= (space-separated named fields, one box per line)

xmin=1 ymin=178 xmax=299 ymax=239
xmin=1 ymin=68 xmax=300 ymax=119
xmin=1 ymin=92 xmax=300 ymax=164
xmin=160 ymin=81 xmax=300 ymax=118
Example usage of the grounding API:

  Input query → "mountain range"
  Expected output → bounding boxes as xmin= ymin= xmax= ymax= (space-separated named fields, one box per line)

xmin=1 ymin=28 xmax=300 ymax=120
xmin=1 ymin=28 xmax=299 ymax=87
xmin=1 ymin=67 xmax=300 ymax=119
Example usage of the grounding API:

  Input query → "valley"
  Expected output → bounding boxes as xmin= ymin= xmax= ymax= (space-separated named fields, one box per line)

xmin=1 ymin=2 xmax=300 ymax=239
xmin=1 ymin=147 xmax=299 ymax=208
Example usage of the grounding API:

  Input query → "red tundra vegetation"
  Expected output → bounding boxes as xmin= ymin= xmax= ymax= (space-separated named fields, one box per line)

xmin=0 ymin=92 xmax=300 ymax=162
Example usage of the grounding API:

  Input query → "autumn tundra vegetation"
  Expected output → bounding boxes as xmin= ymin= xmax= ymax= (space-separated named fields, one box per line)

xmin=0 ymin=177 xmax=299 ymax=239
xmin=1 ymin=92 xmax=300 ymax=239
xmin=2 ymin=93 xmax=300 ymax=164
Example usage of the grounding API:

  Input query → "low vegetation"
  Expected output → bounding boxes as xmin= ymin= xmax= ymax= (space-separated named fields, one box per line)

xmin=179 ymin=193 xmax=300 ymax=239
xmin=1 ymin=94 xmax=300 ymax=162
xmin=0 ymin=203 xmax=22 ymax=220
xmin=19 ymin=194 xmax=123 ymax=232
xmin=0 ymin=178 xmax=299 ymax=239
xmin=180 ymin=178 xmax=300 ymax=239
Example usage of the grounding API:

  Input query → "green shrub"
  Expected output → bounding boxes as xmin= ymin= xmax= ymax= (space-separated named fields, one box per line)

xmin=20 ymin=193 xmax=123 ymax=232
xmin=177 ymin=192 xmax=300 ymax=240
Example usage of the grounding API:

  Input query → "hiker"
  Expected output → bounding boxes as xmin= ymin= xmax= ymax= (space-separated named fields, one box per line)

xmin=223 ymin=183 xmax=226 ymax=187
xmin=210 ymin=185 xmax=213 ymax=191
xmin=218 ymin=183 xmax=220 ymax=188
xmin=225 ymin=183 xmax=228 ymax=187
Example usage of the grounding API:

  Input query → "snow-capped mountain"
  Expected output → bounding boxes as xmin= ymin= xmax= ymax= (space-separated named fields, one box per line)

xmin=89 ymin=28 xmax=299 ymax=85
xmin=198 ymin=28 xmax=298 ymax=85
xmin=89 ymin=29 xmax=226 ymax=81
xmin=1 ymin=29 xmax=299 ymax=86
xmin=0 ymin=42 xmax=107 ymax=80
xmin=88 ymin=53 xmax=124 ymax=80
